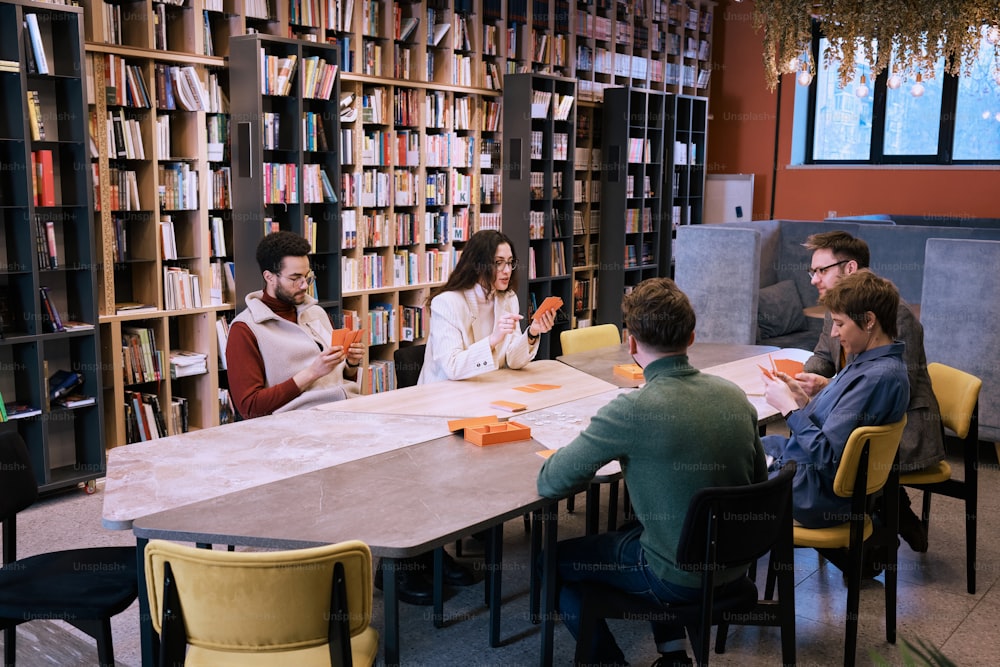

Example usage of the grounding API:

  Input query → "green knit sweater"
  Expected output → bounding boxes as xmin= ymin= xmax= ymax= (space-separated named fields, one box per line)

xmin=537 ymin=354 xmax=767 ymax=588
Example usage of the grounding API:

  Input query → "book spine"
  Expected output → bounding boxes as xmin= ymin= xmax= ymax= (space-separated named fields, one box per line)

xmin=25 ymin=14 xmax=49 ymax=75
xmin=45 ymin=220 xmax=58 ymax=269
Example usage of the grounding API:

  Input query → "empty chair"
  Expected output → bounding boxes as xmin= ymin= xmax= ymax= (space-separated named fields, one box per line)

xmin=0 ymin=431 xmax=138 ymax=666
xmin=144 ymin=538 xmax=378 ymax=666
xmin=900 ymin=363 xmax=982 ymax=593
xmin=560 ymin=323 xmax=621 ymax=356
xmin=573 ymin=462 xmax=797 ymax=667
xmin=392 ymin=344 xmax=426 ymax=389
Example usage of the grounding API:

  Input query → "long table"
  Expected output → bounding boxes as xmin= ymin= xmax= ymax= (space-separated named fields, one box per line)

xmin=104 ymin=346 xmax=803 ymax=666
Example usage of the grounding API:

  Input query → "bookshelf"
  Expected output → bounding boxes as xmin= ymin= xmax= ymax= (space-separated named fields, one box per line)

xmin=664 ymin=93 xmax=708 ymax=271
xmin=230 ymin=34 xmax=342 ymax=318
xmin=502 ymin=72 xmax=575 ymax=359
xmin=65 ymin=0 xmax=716 ymax=456
xmin=573 ymin=0 xmax=716 ymax=102
xmin=571 ymin=102 xmax=601 ymax=328
xmin=0 ymin=0 xmax=104 ymax=493
xmin=598 ymin=86 xmax=666 ymax=328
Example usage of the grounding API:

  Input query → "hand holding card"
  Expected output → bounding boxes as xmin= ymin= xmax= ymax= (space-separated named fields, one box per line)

xmin=532 ymin=296 xmax=563 ymax=321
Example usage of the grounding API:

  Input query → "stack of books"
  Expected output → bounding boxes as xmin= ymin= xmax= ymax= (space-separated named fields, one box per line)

xmin=169 ymin=350 xmax=208 ymax=379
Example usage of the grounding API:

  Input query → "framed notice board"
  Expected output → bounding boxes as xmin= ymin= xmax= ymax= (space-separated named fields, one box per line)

xmin=705 ymin=174 xmax=754 ymax=223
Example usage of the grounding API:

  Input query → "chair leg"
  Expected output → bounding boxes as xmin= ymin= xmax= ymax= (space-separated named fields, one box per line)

xmin=607 ymin=480 xmax=619 ymax=532
xmin=70 ymin=618 xmax=116 ymax=667
xmin=966 ymin=488 xmax=977 ymax=595
xmin=5 ymin=626 xmax=16 ymax=667
xmin=585 ymin=484 xmax=601 ymax=536
xmin=714 ymin=621 xmax=730 ymax=654
xmin=566 ymin=492 xmax=576 ymax=513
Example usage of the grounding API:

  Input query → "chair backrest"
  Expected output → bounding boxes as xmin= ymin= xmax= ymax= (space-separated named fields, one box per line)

xmin=393 ymin=344 xmax=426 ymax=389
xmin=928 ymin=362 xmax=981 ymax=440
xmin=559 ymin=323 xmax=621 ymax=356
xmin=676 ymin=462 xmax=796 ymax=570
xmin=0 ymin=431 xmax=39 ymax=524
xmin=144 ymin=539 xmax=373 ymax=655
xmin=832 ymin=417 xmax=907 ymax=498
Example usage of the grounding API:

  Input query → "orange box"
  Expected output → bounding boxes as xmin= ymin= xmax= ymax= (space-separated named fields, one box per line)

xmin=447 ymin=415 xmax=499 ymax=432
xmin=613 ymin=363 xmax=644 ymax=380
xmin=465 ymin=421 xmax=531 ymax=446
xmin=490 ymin=400 xmax=527 ymax=412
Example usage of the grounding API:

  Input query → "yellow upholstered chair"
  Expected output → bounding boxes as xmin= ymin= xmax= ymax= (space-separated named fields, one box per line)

xmin=559 ymin=323 xmax=621 ymax=355
xmin=144 ymin=539 xmax=378 ymax=666
xmin=789 ymin=417 xmax=906 ymax=667
xmin=900 ymin=363 xmax=982 ymax=594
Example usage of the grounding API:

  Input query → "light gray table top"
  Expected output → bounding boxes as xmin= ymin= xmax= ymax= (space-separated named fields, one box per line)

xmin=557 ymin=342 xmax=781 ymax=388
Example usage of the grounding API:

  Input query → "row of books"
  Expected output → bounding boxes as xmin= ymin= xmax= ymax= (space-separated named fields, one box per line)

xmin=341 ymin=248 xmax=455 ymax=292
xmin=25 ymin=90 xmax=46 ymax=141
xmin=34 ymin=218 xmax=58 ymax=270
xmin=155 ymin=64 xmax=210 ymax=112
xmin=122 ymin=325 xmax=164 ymax=385
xmin=110 ymin=109 xmax=146 ymax=160
xmin=104 ymin=54 xmax=152 ymax=108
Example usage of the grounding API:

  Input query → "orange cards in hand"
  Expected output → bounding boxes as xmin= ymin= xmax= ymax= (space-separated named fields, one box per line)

xmin=757 ymin=364 xmax=776 ymax=381
xmin=532 ymin=296 xmax=563 ymax=321
xmin=330 ymin=328 xmax=365 ymax=349
xmin=773 ymin=358 xmax=804 ymax=376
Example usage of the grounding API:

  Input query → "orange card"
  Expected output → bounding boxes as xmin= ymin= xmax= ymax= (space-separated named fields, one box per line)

xmin=490 ymin=400 xmax=527 ymax=413
xmin=532 ymin=296 xmax=563 ymax=321
xmin=525 ymin=383 xmax=560 ymax=391
xmin=536 ymin=449 xmax=557 ymax=459
xmin=513 ymin=385 xmax=543 ymax=393
xmin=330 ymin=328 xmax=366 ymax=349
xmin=773 ymin=358 xmax=804 ymax=376
xmin=757 ymin=364 xmax=776 ymax=381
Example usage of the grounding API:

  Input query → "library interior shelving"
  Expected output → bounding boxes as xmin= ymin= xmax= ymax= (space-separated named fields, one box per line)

xmin=0 ymin=0 xmax=715 ymax=490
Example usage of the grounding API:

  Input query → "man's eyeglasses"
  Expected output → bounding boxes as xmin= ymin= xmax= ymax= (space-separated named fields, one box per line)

xmin=494 ymin=259 xmax=518 ymax=271
xmin=807 ymin=259 xmax=848 ymax=279
xmin=278 ymin=270 xmax=316 ymax=286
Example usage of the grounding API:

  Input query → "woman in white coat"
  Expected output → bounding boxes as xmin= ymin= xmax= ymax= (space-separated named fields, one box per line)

xmin=418 ymin=229 xmax=556 ymax=384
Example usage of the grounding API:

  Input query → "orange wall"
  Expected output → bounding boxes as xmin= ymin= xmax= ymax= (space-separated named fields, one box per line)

xmin=708 ymin=0 xmax=1000 ymax=221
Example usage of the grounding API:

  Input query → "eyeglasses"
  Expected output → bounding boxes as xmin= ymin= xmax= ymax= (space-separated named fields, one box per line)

xmin=807 ymin=259 xmax=848 ymax=279
xmin=494 ymin=259 xmax=518 ymax=271
xmin=278 ymin=270 xmax=316 ymax=286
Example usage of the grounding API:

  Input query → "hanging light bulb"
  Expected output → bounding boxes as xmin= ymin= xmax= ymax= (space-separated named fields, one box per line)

xmin=984 ymin=110 xmax=993 ymax=120
xmin=797 ymin=69 xmax=814 ymax=86
xmin=787 ymin=56 xmax=801 ymax=74
xmin=911 ymin=73 xmax=925 ymax=97
xmin=855 ymin=74 xmax=870 ymax=98
xmin=995 ymin=111 xmax=1000 ymax=122
xmin=987 ymin=25 xmax=1000 ymax=45
xmin=887 ymin=71 xmax=903 ymax=89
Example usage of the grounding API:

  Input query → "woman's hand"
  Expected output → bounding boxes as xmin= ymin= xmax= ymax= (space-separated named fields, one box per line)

xmin=345 ymin=341 xmax=365 ymax=367
xmin=795 ymin=372 xmax=829 ymax=397
xmin=764 ymin=371 xmax=810 ymax=415
xmin=489 ymin=313 xmax=524 ymax=348
xmin=528 ymin=308 xmax=556 ymax=337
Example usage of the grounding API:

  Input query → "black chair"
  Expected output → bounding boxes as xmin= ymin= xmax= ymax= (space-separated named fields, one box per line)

xmin=574 ymin=463 xmax=797 ymax=667
xmin=0 ymin=431 xmax=138 ymax=666
xmin=392 ymin=344 xmax=426 ymax=389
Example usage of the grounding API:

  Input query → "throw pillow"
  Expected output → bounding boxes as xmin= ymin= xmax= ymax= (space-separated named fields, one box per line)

xmin=757 ymin=280 xmax=808 ymax=340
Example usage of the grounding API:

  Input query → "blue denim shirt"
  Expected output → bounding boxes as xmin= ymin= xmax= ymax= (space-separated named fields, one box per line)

xmin=763 ymin=342 xmax=910 ymax=528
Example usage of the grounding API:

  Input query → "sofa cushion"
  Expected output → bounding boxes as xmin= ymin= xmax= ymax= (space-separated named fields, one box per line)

xmin=757 ymin=280 xmax=808 ymax=341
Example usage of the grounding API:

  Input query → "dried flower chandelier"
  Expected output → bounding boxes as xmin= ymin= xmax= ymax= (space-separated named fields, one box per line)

xmin=751 ymin=0 xmax=1000 ymax=91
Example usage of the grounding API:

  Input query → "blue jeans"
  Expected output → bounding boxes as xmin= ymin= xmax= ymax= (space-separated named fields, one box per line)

xmin=554 ymin=524 xmax=701 ymax=664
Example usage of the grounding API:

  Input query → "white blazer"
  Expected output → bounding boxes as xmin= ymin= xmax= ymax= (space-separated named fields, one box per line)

xmin=418 ymin=287 xmax=538 ymax=384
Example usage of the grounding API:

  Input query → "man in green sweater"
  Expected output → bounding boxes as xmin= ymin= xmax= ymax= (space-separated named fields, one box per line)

xmin=537 ymin=277 xmax=767 ymax=666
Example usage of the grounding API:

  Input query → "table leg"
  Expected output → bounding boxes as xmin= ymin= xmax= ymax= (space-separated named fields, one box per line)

xmin=529 ymin=508 xmax=543 ymax=623
xmin=432 ymin=548 xmax=444 ymax=629
xmin=135 ymin=537 xmax=158 ymax=667
xmin=488 ymin=523 xmax=503 ymax=647
xmin=382 ymin=557 xmax=400 ymax=666
xmin=540 ymin=501 xmax=558 ymax=667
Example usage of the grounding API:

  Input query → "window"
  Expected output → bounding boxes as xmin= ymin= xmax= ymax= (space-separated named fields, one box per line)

xmin=803 ymin=29 xmax=1000 ymax=164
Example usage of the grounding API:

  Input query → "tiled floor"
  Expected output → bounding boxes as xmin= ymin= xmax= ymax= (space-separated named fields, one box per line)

xmin=4 ymin=440 xmax=1000 ymax=666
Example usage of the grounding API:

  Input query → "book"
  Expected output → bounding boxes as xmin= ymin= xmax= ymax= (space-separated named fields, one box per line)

xmin=116 ymin=302 xmax=158 ymax=315
xmin=54 ymin=393 xmax=97 ymax=409
xmin=4 ymin=402 xmax=41 ymax=420
xmin=399 ymin=17 xmax=419 ymax=42
xmin=48 ymin=369 xmax=84 ymax=400
xmin=24 ymin=14 xmax=49 ymax=75
xmin=39 ymin=286 xmax=65 ymax=332
xmin=34 ymin=149 xmax=56 ymax=207
xmin=431 ymin=21 xmax=450 ymax=46
xmin=216 ymin=316 xmax=230 ymax=370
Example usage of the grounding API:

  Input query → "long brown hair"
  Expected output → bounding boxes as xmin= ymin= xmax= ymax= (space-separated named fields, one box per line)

xmin=428 ymin=230 xmax=518 ymax=306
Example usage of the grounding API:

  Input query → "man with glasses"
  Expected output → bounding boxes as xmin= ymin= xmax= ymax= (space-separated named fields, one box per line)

xmin=227 ymin=230 xmax=363 ymax=418
xmin=797 ymin=230 xmax=944 ymax=561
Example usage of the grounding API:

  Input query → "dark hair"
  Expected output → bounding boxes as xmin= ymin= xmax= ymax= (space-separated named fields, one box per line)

xmin=821 ymin=269 xmax=899 ymax=339
xmin=803 ymin=231 xmax=871 ymax=268
xmin=621 ymin=278 xmax=696 ymax=353
xmin=429 ymin=229 xmax=518 ymax=303
xmin=256 ymin=230 xmax=311 ymax=275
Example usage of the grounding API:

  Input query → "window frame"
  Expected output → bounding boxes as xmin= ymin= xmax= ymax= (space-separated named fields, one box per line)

xmin=803 ymin=24 xmax=995 ymax=166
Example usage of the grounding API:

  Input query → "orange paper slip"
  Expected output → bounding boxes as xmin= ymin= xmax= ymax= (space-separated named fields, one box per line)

xmin=532 ymin=296 xmax=563 ymax=321
xmin=330 ymin=328 xmax=365 ymax=349
xmin=536 ymin=449 xmax=557 ymax=459
xmin=512 ymin=383 xmax=561 ymax=392
xmin=447 ymin=415 xmax=500 ymax=432
xmin=773 ymin=358 xmax=804 ymax=376
xmin=489 ymin=400 xmax=527 ymax=413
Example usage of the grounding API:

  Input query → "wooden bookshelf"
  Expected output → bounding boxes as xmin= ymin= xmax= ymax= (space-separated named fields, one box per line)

xmin=68 ymin=0 xmax=716 ymax=458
